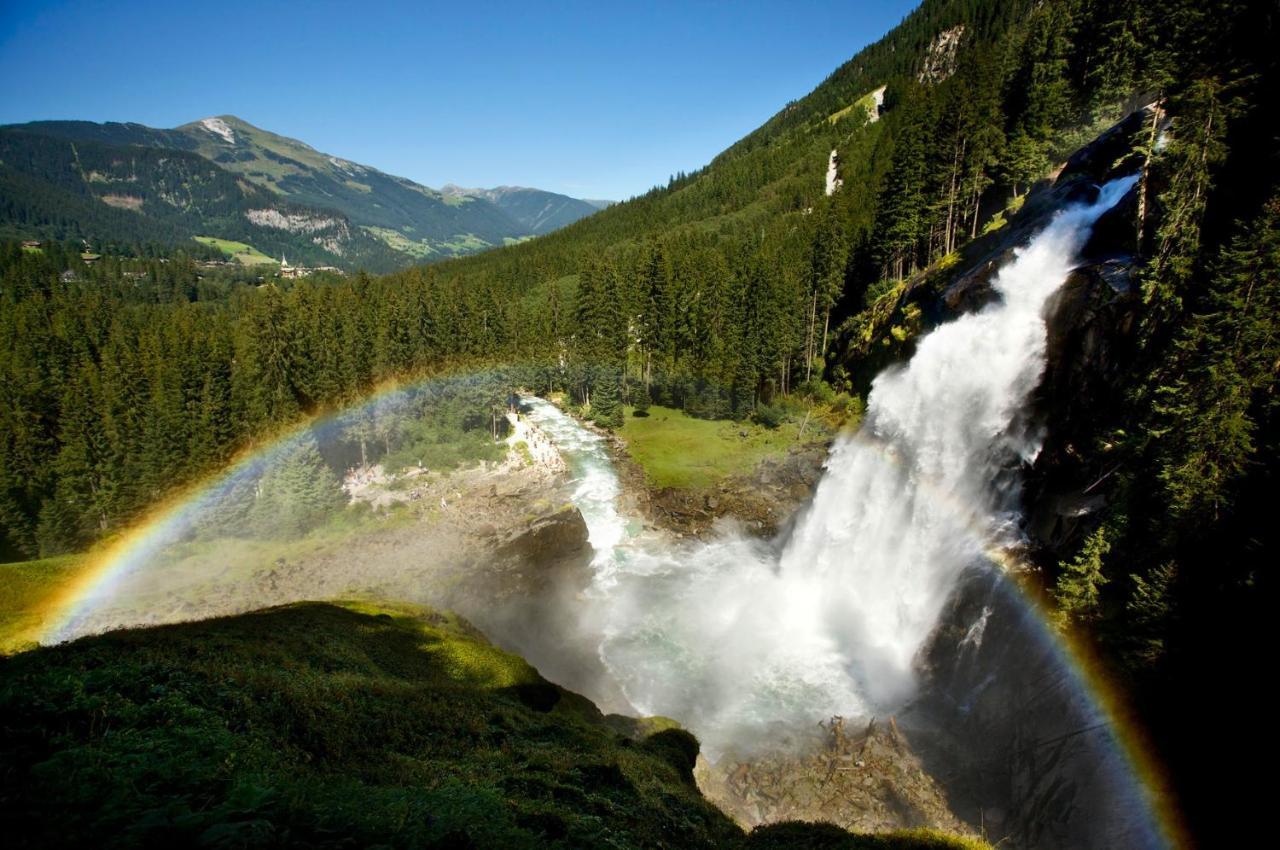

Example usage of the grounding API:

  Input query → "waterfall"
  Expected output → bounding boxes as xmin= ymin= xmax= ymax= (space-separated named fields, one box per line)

xmin=776 ymin=174 xmax=1137 ymax=705
xmin=524 ymin=175 xmax=1138 ymax=755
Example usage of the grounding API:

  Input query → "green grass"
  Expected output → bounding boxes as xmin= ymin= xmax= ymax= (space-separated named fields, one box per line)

xmin=362 ymin=225 xmax=438 ymax=258
xmin=363 ymin=227 xmax=499 ymax=259
xmin=514 ymin=440 xmax=534 ymax=466
xmin=193 ymin=235 xmax=279 ymax=265
xmin=0 ymin=602 xmax=734 ymax=848
xmin=827 ymin=88 xmax=881 ymax=125
xmin=980 ymin=194 xmax=1026 ymax=236
xmin=438 ymin=233 xmax=493 ymax=254
xmin=0 ymin=504 xmax=423 ymax=655
xmin=0 ymin=554 xmax=88 ymax=653
xmin=617 ymin=405 xmax=820 ymax=490
xmin=0 ymin=600 xmax=987 ymax=849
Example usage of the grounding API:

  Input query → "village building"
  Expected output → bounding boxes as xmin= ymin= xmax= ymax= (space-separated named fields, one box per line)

xmin=279 ymin=255 xmax=344 ymax=279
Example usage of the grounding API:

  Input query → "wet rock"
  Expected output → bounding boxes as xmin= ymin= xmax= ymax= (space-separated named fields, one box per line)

xmin=1024 ymin=252 xmax=1142 ymax=555
xmin=1060 ymin=104 xmax=1156 ymax=185
xmin=911 ymin=566 xmax=1162 ymax=849
xmin=695 ymin=715 xmax=974 ymax=838
xmin=1082 ymin=187 xmax=1139 ymax=260
xmin=490 ymin=504 xmax=591 ymax=591
xmin=942 ymin=256 xmax=1003 ymax=313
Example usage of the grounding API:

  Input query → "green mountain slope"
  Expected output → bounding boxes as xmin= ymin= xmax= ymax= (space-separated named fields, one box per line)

xmin=0 ymin=127 xmax=404 ymax=270
xmin=451 ymin=184 xmax=607 ymax=235
xmin=2 ymin=116 xmax=606 ymax=263
xmin=0 ymin=600 xmax=986 ymax=850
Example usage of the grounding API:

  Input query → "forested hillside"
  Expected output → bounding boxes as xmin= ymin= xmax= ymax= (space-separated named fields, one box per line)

xmin=1 ymin=1 xmax=1276 ymax=840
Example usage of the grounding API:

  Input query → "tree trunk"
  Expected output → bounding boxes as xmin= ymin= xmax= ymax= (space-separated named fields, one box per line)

xmin=945 ymin=137 xmax=965 ymax=255
xmin=804 ymin=289 xmax=818 ymax=382
xmin=820 ymin=309 xmax=832 ymax=372
xmin=970 ymin=176 xmax=982 ymax=239
xmin=1136 ymin=97 xmax=1164 ymax=251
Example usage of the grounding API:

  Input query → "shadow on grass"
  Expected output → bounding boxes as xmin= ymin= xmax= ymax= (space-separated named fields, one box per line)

xmin=0 ymin=602 xmax=988 ymax=849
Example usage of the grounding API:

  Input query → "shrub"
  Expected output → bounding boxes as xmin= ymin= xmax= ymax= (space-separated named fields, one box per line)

xmin=754 ymin=403 xmax=786 ymax=429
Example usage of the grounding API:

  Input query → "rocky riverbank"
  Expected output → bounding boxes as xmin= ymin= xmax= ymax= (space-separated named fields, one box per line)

xmin=696 ymin=716 xmax=975 ymax=838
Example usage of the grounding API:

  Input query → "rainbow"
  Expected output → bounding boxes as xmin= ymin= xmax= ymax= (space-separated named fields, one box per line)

xmin=983 ymin=548 xmax=1187 ymax=849
xmin=33 ymin=367 xmax=507 ymax=645
xmin=37 ymin=414 xmax=317 ymax=644
xmin=25 ymin=374 xmax=1186 ymax=849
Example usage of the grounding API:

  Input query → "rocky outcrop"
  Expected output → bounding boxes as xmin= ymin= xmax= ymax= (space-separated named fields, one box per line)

xmin=696 ymin=716 xmax=974 ymax=837
xmin=246 ymin=207 xmax=346 ymax=234
xmin=617 ymin=441 xmax=830 ymax=540
xmin=918 ymin=26 xmax=966 ymax=84
xmin=486 ymin=503 xmax=592 ymax=595
xmin=937 ymin=107 xmax=1153 ymax=321
xmin=1025 ymin=254 xmax=1142 ymax=551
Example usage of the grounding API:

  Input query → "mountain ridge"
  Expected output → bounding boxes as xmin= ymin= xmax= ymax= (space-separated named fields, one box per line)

xmin=0 ymin=114 xmax=607 ymax=268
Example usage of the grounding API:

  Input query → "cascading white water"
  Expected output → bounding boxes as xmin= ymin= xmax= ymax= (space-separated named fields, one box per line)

xmin=524 ymin=176 xmax=1137 ymax=756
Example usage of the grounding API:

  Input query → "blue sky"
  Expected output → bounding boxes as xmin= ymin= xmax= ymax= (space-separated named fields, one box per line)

xmin=0 ymin=1 xmax=918 ymax=200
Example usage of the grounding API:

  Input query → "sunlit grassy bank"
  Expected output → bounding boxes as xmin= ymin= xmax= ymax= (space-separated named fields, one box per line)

xmin=616 ymin=404 xmax=833 ymax=490
xmin=0 ymin=554 xmax=88 ymax=652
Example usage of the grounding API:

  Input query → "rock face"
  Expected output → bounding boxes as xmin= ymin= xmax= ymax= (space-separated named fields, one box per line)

xmin=618 ymin=442 xmax=830 ymax=540
xmin=460 ymin=502 xmax=625 ymax=709
xmin=1025 ymin=254 xmax=1142 ymax=551
xmin=696 ymin=716 xmax=973 ymax=837
xmin=909 ymin=567 xmax=1159 ymax=850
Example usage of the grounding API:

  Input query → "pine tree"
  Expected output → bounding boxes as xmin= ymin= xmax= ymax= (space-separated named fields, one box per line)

xmin=807 ymin=202 xmax=849 ymax=381
xmin=255 ymin=437 xmax=345 ymax=538
xmin=632 ymin=382 xmax=651 ymax=417
xmin=591 ymin=366 xmax=624 ymax=430
xmin=873 ymin=87 xmax=932 ymax=279
xmin=1139 ymin=78 xmax=1230 ymax=329
xmin=1051 ymin=524 xmax=1112 ymax=631
xmin=1124 ymin=561 xmax=1178 ymax=665
xmin=1148 ymin=198 xmax=1280 ymax=528
xmin=39 ymin=362 xmax=112 ymax=552
xmin=242 ymin=285 xmax=302 ymax=428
